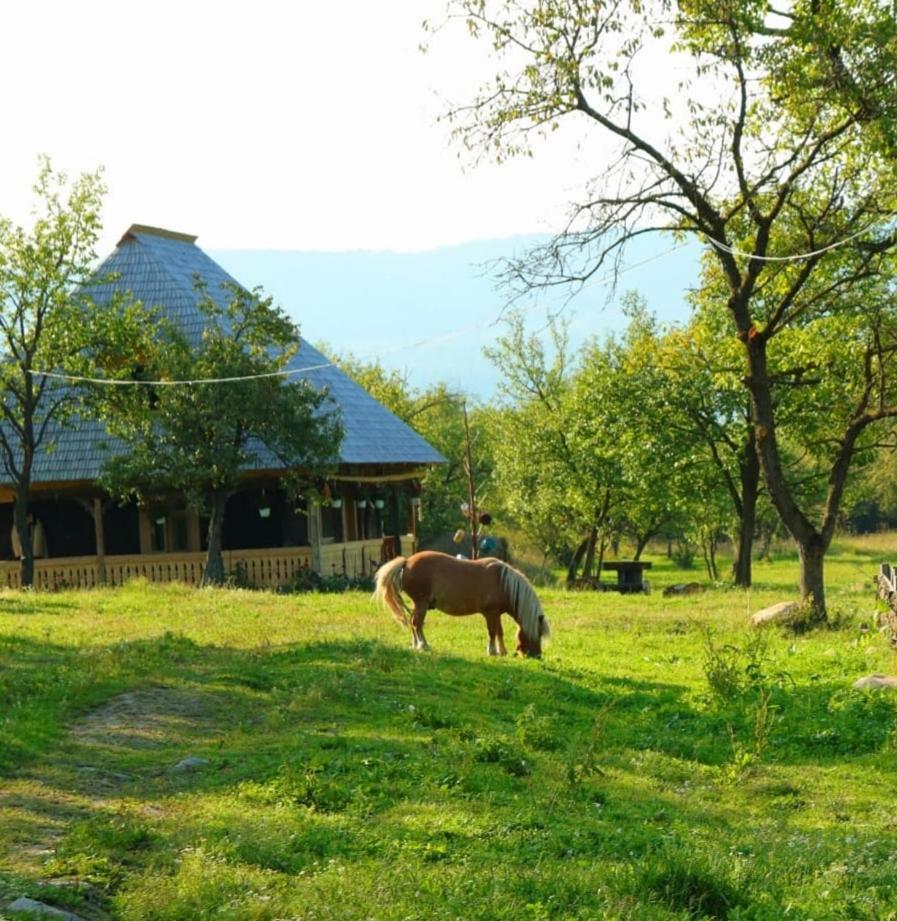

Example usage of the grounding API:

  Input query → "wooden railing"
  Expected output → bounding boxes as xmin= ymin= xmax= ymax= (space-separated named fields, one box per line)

xmin=319 ymin=538 xmax=395 ymax=578
xmin=0 ymin=534 xmax=416 ymax=591
xmin=0 ymin=546 xmax=314 ymax=591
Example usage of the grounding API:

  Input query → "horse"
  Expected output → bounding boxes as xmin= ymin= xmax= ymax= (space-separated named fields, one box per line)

xmin=373 ymin=550 xmax=550 ymax=657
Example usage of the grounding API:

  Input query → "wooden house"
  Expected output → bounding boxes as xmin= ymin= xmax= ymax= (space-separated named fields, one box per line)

xmin=0 ymin=225 xmax=443 ymax=589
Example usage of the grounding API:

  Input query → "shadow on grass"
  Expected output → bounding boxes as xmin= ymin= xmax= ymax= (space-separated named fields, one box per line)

xmin=4 ymin=632 xmax=897 ymax=918
xmin=0 ymin=593 xmax=81 ymax=616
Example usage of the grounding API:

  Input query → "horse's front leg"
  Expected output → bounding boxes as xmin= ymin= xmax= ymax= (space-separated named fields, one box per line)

xmin=484 ymin=612 xmax=507 ymax=656
xmin=411 ymin=603 xmax=431 ymax=652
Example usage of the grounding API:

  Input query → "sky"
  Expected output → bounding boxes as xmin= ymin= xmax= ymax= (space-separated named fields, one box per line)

xmin=2 ymin=0 xmax=613 ymax=255
xmin=2 ymin=1 xmax=700 ymax=396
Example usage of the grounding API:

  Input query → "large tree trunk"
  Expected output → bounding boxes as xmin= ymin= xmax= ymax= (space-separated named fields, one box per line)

xmin=13 ymin=485 xmax=34 ymax=589
xmin=581 ymin=525 xmax=598 ymax=579
xmin=797 ymin=535 xmax=826 ymax=618
xmin=633 ymin=534 xmax=650 ymax=561
xmin=743 ymin=332 xmax=839 ymax=622
xmin=732 ymin=444 xmax=759 ymax=588
xmin=565 ymin=537 xmax=589 ymax=586
xmin=201 ymin=493 xmax=228 ymax=587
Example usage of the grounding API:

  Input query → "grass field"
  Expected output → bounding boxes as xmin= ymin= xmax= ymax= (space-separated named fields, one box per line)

xmin=2 ymin=540 xmax=897 ymax=920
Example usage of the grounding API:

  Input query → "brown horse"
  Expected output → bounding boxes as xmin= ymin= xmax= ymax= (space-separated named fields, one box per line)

xmin=373 ymin=550 xmax=550 ymax=657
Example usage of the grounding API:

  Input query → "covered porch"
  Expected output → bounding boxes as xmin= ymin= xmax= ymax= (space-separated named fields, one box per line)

xmin=0 ymin=471 xmax=422 ymax=590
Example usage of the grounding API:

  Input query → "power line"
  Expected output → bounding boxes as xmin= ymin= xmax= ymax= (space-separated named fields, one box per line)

xmin=705 ymin=220 xmax=882 ymax=262
xmin=28 ymin=241 xmax=688 ymax=389
xmin=32 ymin=213 xmax=883 ymax=391
xmin=29 ymin=363 xmax=337 ymax=387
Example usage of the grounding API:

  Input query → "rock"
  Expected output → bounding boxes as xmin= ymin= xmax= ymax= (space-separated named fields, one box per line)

xmin=170 ymin=756 xmax=209 ymax=773
xmin=751 ymin=601 xmax=799 ymax=628
xmin=662 ymin=582 xmax=704 ymax=597
xmin=852 ymin=674 xmax=897 ymax=690
xmin=7 ymin=897 xmax=89 ymax=921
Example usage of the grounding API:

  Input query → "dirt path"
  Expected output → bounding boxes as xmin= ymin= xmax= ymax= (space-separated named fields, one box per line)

xmin=0 ymin=685 xmax=224 ymax=918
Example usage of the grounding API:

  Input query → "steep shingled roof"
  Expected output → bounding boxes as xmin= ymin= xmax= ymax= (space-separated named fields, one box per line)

xmin=20 ymin=225 xmax=444 ymax=485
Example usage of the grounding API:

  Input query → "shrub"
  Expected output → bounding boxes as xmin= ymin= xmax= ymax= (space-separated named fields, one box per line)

xmin=284 ymin=569 xmax=374 ymax=593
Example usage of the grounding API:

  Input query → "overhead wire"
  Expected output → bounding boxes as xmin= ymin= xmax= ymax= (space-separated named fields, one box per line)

xmin=26 ymin=215 xmax=891 ymax=389
xmin=27 ymin=240 xmax=688 ymax=388
xmin=705 ymin=220 xmax=882 ymax=262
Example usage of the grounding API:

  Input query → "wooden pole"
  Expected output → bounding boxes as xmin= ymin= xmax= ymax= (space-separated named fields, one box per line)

xmin=463 ymin=402 xmax=479 ymax=559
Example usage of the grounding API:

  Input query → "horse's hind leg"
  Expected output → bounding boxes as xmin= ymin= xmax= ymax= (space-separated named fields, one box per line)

xmin=411 ymin=603 xmax=431 ymax=652
xmin=485 ymin=612 xmax=507 ymax=656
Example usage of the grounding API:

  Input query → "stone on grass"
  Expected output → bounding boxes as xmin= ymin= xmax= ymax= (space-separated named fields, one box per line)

xmin=751 ymin=602 xmax=799 ymax=628
xmin=662 ymin=582 xmax=705 ymax=598
xmin=7 ymin=897 xmax=89 ymax=921
xmin=852 ymin=674 xmax=897 ymax=690
xmin=170 ymin=756 xmax=209 ymax=774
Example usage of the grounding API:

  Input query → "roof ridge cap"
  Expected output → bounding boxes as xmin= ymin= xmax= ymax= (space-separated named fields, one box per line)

xmin=119 ymin=224 xmax=198 ymax=246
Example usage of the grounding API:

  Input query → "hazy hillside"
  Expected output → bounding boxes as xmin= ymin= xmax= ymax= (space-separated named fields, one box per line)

xmin=213 ymin=234 xmax=700 ymax=398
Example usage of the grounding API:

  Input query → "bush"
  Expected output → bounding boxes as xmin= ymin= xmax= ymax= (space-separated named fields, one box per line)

xmin=284 ymin=569 xmax=375 ymax=593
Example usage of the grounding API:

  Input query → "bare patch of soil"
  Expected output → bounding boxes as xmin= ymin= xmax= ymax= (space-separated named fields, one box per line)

xmin=70 ymin=686 xmax=212 ymax=750
xmin=1 ymin=685 xmax=222 ymax=899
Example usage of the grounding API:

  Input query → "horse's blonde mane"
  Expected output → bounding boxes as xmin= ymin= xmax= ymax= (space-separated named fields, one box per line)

xmin=498 ymin=562 xmax=549 ymax=641
xmin=373 ymin=555 xmax=410 ymax=626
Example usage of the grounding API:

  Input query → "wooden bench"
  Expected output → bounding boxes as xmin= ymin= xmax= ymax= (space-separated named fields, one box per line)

xmin=602 ymin=560 xmax=652 ymax=594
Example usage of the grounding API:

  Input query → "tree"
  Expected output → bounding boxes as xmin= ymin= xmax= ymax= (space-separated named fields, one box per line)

xmin=441 ymin=0 xmax=897 ymax=618
xmin=485 ymin=310 xmax=684 ymax=581
xmin=0 ymin=160 xmax=114 ymax=586
xmin=647 ymin=306 xmax=762 ymax=586
xmin=749 ymin=0 xmax=897 ymax=156
xmin=101 ymin=283 xmax=343 ymax=586
xmin=485 ymin=313 xmax=595 ymax=576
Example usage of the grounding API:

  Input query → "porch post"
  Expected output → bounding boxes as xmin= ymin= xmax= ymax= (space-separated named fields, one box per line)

xmin=138 ymin=509 xmax=152 ymax=554
xmin=186 ymin=509 xmax=202 ymax=551
xmin=92 ymin=497 xmax=107 ymax=585
xmin=308 ymin=500 xmax=324 ymax=574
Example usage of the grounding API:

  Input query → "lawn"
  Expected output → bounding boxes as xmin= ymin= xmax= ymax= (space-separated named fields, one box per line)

xmin=1 ymin=540 xmax=897 ymax=920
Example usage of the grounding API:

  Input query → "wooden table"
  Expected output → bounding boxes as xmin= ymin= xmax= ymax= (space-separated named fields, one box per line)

xmin=602 ymin=560 xmax=652 ymax=594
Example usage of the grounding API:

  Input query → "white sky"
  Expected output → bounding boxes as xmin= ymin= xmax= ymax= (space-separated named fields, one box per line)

xmin=1 ymin=0 xmax=613 ymax=256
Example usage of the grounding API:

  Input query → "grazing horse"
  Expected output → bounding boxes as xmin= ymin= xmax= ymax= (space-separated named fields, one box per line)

xmin=373 ymin=550 xmax=550 ymax=657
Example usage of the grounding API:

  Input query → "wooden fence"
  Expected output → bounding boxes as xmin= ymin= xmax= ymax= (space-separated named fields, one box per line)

xmin=876 ymin=563 xmax=897 ymax=646
xmin=0 ymin=546 xmax=314 ymax=591
xmin=319 ymin=538 xmax=396 ymax=579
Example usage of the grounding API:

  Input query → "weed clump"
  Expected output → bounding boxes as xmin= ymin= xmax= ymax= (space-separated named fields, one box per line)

xmin=638 ymin=858 xmax=744 ymax=919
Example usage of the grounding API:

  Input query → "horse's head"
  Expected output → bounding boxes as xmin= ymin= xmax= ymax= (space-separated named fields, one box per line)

xmin=516 ymin=613 xmax=550 ymax=658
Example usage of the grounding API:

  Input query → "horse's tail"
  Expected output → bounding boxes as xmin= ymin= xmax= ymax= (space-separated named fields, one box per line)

xmin=373 ymin=555 xmax=411 ymax=627
xmin=500 ymin=562 xmax=550 ymax=642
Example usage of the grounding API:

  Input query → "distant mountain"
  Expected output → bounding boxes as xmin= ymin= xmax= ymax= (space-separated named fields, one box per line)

xmin=212 ymin=234 xmax=700 ymax=399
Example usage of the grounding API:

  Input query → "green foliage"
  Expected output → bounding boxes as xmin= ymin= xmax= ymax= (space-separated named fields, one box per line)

xmin=284 ymin=568 xmax=374 ymax=594
xmin=484 ymin=304 xmax=750 ymax=578
xmin=484 ymin=312 xmax=588 ymax=562
xmin=99 ymin=283 xmax=343 ymax=583
xmin=0 ymin=159 xmax=135 ymax=583
xmin=441 ymin=0 xmax=897 ymax=619
xmin=102 ymin=283 xmax=341 ymax=510
xmin=701 ymin=629 xmax=790 ymax=706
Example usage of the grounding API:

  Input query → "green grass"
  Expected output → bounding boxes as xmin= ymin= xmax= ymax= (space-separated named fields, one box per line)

xmin=1 ymin=545 xmax=897 ymax=920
